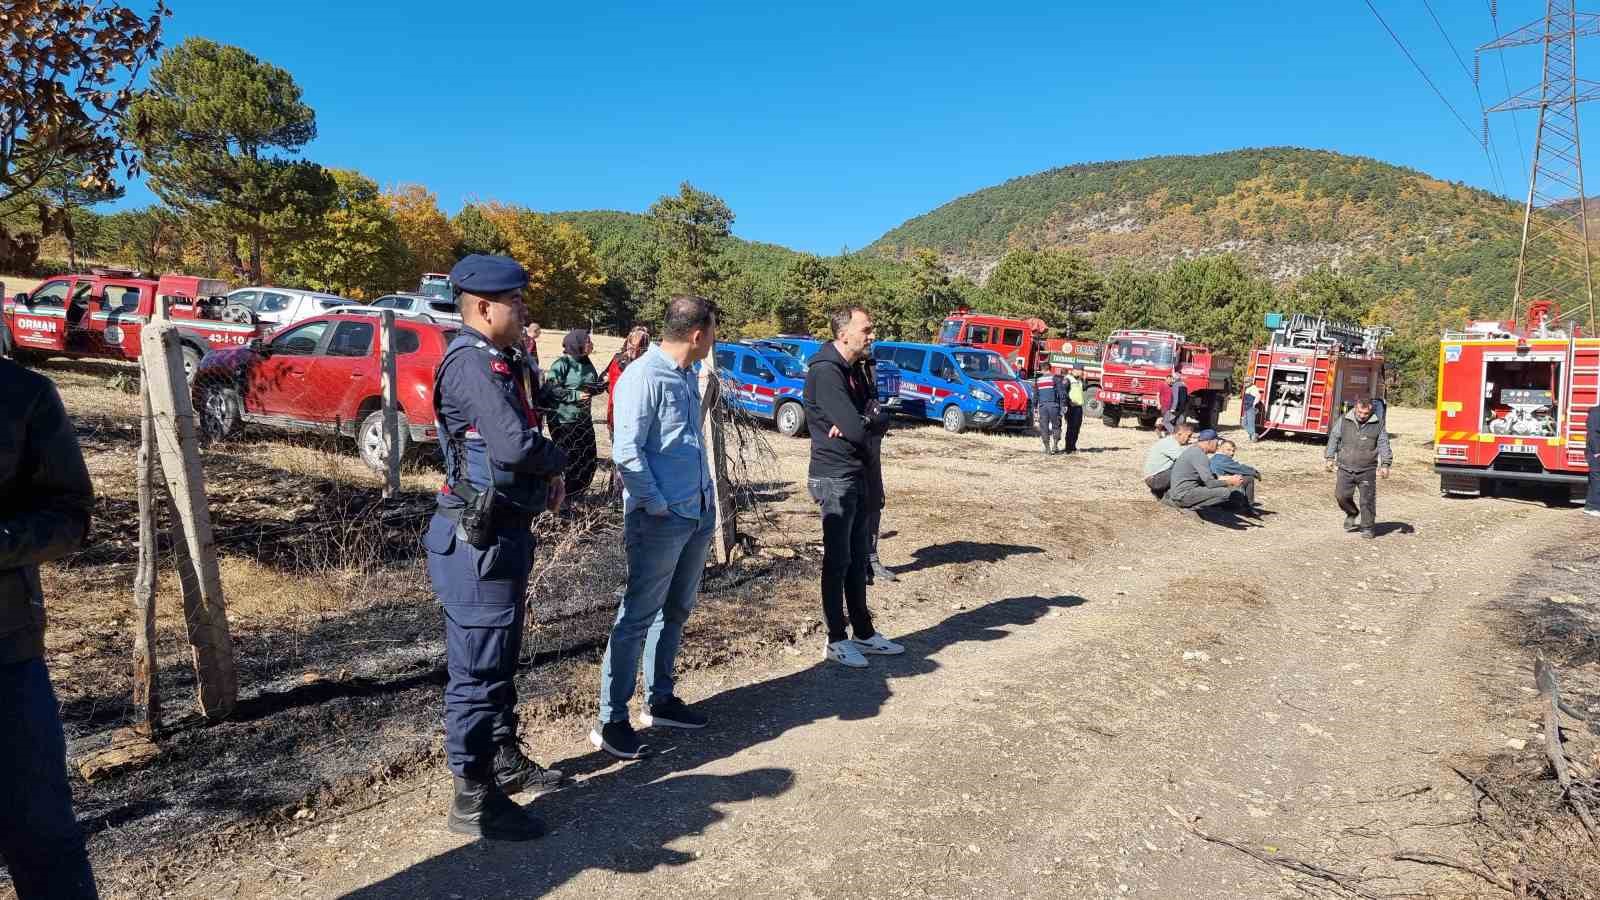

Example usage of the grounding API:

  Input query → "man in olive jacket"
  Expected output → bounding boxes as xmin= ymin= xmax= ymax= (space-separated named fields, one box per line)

xmin=1325 ymin=396 xmax=1392 ymax=539
xmin=0 ymin=357 xmax=99 ymax=898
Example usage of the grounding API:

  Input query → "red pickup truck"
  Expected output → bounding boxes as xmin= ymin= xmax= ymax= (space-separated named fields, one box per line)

xmin=191 ymin=311 xmax=453 ymax=470
xmin=1 ymin=269 xmax=261 ymax=379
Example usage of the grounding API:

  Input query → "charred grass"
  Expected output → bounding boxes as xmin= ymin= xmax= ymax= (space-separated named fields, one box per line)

xmin=22 ymin=349 xmax=839 ymax=898
xmin=1445 ymin=531 xmax=1600 ymax=900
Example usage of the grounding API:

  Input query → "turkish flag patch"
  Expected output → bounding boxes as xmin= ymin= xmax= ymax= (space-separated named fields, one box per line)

xmin=490 ymin=359 xmax=512 ymax=376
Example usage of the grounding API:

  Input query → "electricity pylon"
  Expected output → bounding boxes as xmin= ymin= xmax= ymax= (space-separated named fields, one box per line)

xmin=1481 ymin=0 xmax=1600 ymax=332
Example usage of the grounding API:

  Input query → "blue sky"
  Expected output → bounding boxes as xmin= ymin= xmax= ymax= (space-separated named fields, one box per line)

xmin=117 ymin=0 xmax=1554 ymax=253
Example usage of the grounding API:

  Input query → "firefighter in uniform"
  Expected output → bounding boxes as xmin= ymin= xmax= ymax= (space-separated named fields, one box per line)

xmin=1034 ymin=368 xmax=1066 ymax=454
xmin=424 ymin=255 xmax=568 ymax=841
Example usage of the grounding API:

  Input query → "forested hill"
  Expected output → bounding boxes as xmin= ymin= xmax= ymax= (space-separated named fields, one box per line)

xmin=549 ymin=210 xmax=803 ymax=285
xmin=866 ymin=147 xmax=1524 ymax=285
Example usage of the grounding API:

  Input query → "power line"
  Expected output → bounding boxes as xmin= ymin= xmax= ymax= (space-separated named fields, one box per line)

xmin=1488 ymin=0 xmax=1530 ymax=189
xmin=1361 ymin=0 xmax=1484 ymax=145
xmin=1420 ymin=0 xmax=1509 ymax=196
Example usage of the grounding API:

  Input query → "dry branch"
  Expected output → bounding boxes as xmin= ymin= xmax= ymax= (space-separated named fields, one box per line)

xmin=1188 ymin=821 xmax=1383 ymax=899
xmin=1535 ymin=656 xmax=1599 ymax=841
xmin=132 ymin=381 xmax=160 ymax=734
xmin=1390 ymin=850 xmax=1515 ymax=893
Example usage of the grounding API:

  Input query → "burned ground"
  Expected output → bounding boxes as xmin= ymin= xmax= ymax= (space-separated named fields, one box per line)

xmin=7 ymin=345 xmax=1600 ymax=899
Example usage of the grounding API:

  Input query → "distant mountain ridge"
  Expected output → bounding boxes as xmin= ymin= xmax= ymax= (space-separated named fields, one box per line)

xmin=864 ymin=147 xmax=1526 ymax=285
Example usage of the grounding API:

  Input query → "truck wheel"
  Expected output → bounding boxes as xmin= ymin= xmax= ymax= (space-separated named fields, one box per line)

xmin=220 ymin=304 xmax=255 ymax=325
xmin=181 ymin=345 xmax=203 ymax=383
xmin=1137 ymin=414 xmax=1159 ymax=429
xmin=1083 ymin=386 xmax=1102 ymax=419
xmin=1101 ymin=412 xmax=1121 ymax=428
xmin=774 ymin=400 xmax=806 ymax=438
xmin=942 ymin=405 xmax=968 ymax=434
xmin=358 ymin=409 xmax=408 ymax=472
xmin=199 ymin=384 xmax=243 ymax=442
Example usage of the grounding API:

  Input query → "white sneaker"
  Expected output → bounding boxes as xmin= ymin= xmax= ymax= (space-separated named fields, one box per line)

xmin=1584 ymin=508 xmax=1600 ymax=518
xmin=852 ymin=634 xmax=905 ymax=655
xmin=825 ymin=640 xmax=869 ymax=668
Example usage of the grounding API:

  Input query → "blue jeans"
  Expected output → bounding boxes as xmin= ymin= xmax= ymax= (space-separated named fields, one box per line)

xmin=1242 ymin=402 xmax=1258 ymax=440
xmin=597 ymin=508 xmax=715 ymax=724
xmin=0 ymin=658 xmax=98 ymax=899
xmin=1587 ymin=463 xmax=1599 ymax=511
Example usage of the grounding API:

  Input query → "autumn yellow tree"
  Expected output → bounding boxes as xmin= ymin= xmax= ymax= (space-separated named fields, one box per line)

xmin=384 ymin=184 xmax=456 ymax=287
xmin=474 ymin=202 xmax=604 ymax=326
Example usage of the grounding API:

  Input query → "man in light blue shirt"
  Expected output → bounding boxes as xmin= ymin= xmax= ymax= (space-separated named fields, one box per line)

xmin=591 ymin=295 xmax=717 ymax=761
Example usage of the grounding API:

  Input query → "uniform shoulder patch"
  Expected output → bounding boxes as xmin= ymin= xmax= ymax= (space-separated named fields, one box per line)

xmin=490 ymin=359 xmax=512 ymax=376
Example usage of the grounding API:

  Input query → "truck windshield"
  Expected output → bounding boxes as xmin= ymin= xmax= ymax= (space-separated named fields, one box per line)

xmin=419 ymin=282 xmax=452 ymax=301
xmin=953 ymin=350 xmax=1015 ymax=381
xmin=1108 ymin=337 xmax=1176 ymax=367
xmin=762 ymin=353 xmax=804 ymax=379
xmin=938 ymin=320 xmax=962 ymax=343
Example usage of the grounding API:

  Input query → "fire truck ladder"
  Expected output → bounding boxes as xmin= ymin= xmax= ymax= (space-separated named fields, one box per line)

xmin=1271 ymin=313 xmax=1386 ymax=355
xmin=1566 ymin=338 xmax=1600 ymax=468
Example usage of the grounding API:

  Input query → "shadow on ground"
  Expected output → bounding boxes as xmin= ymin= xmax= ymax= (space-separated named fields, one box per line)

xmin=340 ymin=593 xmax=1086 ymax=899
xmin=891 ymin=541 xmax=1046 ymax=576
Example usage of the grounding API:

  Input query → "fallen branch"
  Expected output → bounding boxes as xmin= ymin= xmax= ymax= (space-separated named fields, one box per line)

xmin=1188 ymin=821 xmax=1383 ymax=899
xmin=1391 ymin=850 xmax=1513 ymax=894
xmin=1534 ymin=656 xmax=1599 ymax=841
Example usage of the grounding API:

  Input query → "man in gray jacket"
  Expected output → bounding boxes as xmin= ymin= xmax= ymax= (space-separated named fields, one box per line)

xmin=1325 ymin=397 xmax=1392 ymax=539
xmin=1166 ymin=429 xmax=1252 ymax=511
xmin=0 ymin=357 xmax=99 ymax=898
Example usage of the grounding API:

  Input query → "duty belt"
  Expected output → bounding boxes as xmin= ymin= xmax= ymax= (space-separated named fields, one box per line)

xmin=435 ymin=497 xmax=537 ymax=533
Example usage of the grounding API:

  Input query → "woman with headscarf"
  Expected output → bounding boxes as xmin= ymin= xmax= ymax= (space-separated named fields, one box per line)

xmin=543 ymin=329 xmax=607 ymax=501
xmin=604 ymin=327 xmax=651 ymax=440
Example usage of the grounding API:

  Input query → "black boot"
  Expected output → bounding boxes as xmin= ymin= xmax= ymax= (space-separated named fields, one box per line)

xmin=869 ymin=554 xmax=898 ymax=583
xmin=1343 ymin=514 xmax=1359 ymax=532
xmin=448 ymin=775 xmax=546 ymax=840
xmin=494 ymin=741 xmax=567 ymax=795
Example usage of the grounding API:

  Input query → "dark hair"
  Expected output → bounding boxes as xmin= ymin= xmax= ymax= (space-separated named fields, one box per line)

xmin=829 ymin=306 xmax=869 ymax=337
xmin=1219 ymin=439 xmax=1236 ymax=451
xmin=1353 ymin=395 xmax=1373 ymax=406
xmin=662 ymin=295 xmax=716 ymax=341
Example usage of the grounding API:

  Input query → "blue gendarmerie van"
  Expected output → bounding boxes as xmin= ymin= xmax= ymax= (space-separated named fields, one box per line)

xmin=713 ymin=341 xmax=811 ymax=436
xmin=872 ymin=341 xmax=1033 ymax=433
xmin=755 ymin=334 xmax=903 ymax=412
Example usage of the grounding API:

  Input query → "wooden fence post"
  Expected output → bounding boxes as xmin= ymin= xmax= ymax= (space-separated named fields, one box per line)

xmin=379 ymin=309 xmax=401 ymax=498
xmin=696 ymin=365 xmax=737 ymax=564
xmin=132 ymin=381 xmax=160 ymax=734
xmin=140 ymin=320 xmax=237 ymax=720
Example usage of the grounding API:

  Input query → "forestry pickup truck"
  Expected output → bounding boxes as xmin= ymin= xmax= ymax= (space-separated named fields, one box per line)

xmin=1 ymin=269 xmax=262 ymax=379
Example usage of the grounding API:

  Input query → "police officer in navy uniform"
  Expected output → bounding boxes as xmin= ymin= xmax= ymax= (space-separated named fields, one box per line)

xmin=423 ymin=254 xmax=568 ymax=840
xmin=1034 ymin=368 xmax=1065 ymax=454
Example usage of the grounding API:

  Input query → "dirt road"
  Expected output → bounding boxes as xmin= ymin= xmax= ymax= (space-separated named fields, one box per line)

xmin=144 ymin=407 xmax=1589 ymax=898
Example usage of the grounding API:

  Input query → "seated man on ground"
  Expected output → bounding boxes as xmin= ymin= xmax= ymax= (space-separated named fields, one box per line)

xmin=1209 ymin=439 xmax=1261 ymax=490
xmin=1166 ymin=429 xmax=1253 ymax=512
xmin=1142 ymin=422 xmax=1194 ymax=500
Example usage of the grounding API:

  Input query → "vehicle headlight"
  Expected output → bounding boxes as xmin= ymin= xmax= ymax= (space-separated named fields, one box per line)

xmin=971 ymin=388 xmax=994 ymax=403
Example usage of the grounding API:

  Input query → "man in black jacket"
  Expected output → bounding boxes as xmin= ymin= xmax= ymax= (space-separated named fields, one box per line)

xmin=1324 ymin=397 xmax=1392 ymax=539
xmin=0 ymin=358 xmax=99 ymax=899
xmin=1585 ymin=400 xmax=1599 ymax=518
xmin=803 ymin=307 xmax=903 ymax=668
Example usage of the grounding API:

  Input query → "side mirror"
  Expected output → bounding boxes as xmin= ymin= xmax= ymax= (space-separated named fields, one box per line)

xmin=248 ymin=338 xmax=267 ymax=355
xmin=14 ymin=292 xmax=29 ymax=306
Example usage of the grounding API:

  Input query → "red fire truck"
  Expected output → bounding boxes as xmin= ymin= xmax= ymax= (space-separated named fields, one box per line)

xmin=937 ymin=310 xmax=1102 ymax=410
xmin=1095 ymin=329 xmax=1233 ymax=429
xmin=2 ymin=268 xmax=257 ymax=379
xmin=1435 ymin=300 xmax=1595 ymax=502
xmin=1241 ymin=313 xmax=1388 ymax=438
